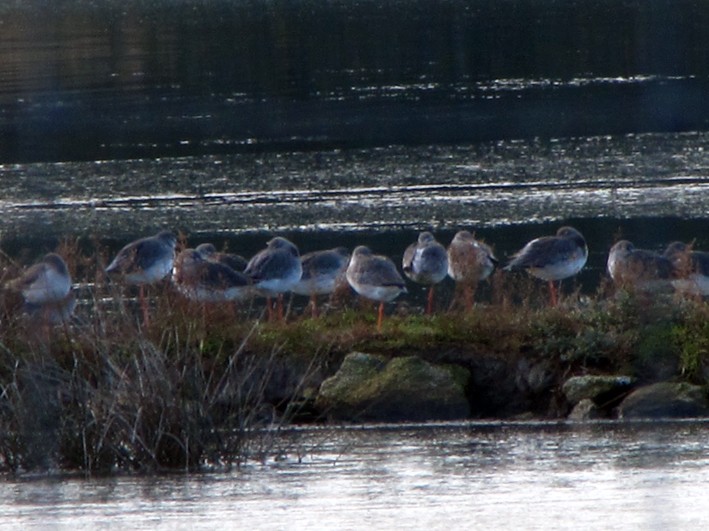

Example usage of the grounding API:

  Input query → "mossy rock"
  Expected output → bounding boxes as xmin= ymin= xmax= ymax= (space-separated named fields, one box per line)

xmin=562 ymin=375 xmax=636 ymax=406
xmin=315 ymin=352 xmax=470 ymax=422
xmin=618 ymin=382 xmax=709 ymax=419
xmin=568 ymin=398 xmax=604 ymax=421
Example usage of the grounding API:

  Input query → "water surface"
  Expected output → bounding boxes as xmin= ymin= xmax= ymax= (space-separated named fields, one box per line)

xmin=2 ymin=0 xmax=708 ymax=295
xmin=2 ymin=0 xmax=709 ymax=162
xmin=1 ymin=421 xmax=708 ymax=529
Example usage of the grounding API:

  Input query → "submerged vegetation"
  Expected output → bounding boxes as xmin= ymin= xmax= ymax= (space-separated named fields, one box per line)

xmin=0 ymin=240 xmax=708 ymax=476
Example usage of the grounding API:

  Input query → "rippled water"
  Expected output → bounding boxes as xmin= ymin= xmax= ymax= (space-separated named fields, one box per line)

xmin=1 ymin=421 xmax=709 ymax=529
xmin=3 ymin=131 xmax=709 ymax=237
xmin=2 ymin=131 xmax=709 ymax=299
xmin=2 ymin=0 xmax=709 ymax=162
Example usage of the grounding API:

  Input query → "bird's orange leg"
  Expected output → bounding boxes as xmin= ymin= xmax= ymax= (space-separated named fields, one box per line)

xmin=277 ymin=293 xmax=285 ymax=321
xmin=426 ymin=286 xmax=435 ymax=315
xmin=548 ymin=281 xmax=558 ymax=306
xmin=377 ymin=302 xmax=385 ymax=332
xmin=139 ymin=285 xmax=150 ymax=327
xmin=266 ymin=297 xmax=274 ymax=321
xmin=310 ymin=294 xmax=319 ymax=318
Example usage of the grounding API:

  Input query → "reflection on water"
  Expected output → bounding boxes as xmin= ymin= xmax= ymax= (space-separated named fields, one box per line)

xmin=1 ymin=421 xmax=709 ymax=529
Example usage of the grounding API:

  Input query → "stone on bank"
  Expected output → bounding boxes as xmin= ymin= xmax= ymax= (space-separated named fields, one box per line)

xmin=562 ymin=375 xmax=636 ymax=407
xmin=315 ymin=352 xmax=470 ymax=422
xmin=618 ymin=382 xmax=709 ymax=419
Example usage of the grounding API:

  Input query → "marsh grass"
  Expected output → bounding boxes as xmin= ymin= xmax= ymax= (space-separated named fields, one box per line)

xmin=0 ymin=243 xmax=324 ymax=476
xmin=1 ymin=241 xmax=709 ymax=475
xmin=0 ymin=305 xmax=265 ymax=475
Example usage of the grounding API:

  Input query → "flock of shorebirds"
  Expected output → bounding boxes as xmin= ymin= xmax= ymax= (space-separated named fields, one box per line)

xmin=5 ymin=226 xmax=709 ymax=331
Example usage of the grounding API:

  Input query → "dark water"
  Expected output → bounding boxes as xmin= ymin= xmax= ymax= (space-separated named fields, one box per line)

xmin=1 ymin=0 xmax=709 ymax=162
xmin=1 ymin=421 xmax=709 ymax=529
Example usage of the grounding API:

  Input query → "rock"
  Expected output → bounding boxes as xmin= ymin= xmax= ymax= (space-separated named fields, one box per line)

xmin=562 ymin=375 xmax=636 ymax=406
xmin=568 ymin=398 xmax=603 ymax=421
xmin=632 ymin=324 xmax=680 ymax=382
xmin=237 ymin=350 xmax=331 ymax=406
xmin=618 ymin=382 xmax=709 ymax=419
xmin=468 ymin=355 xmax=526 ymax=417
xmin=315 ymin=352 xmax=470 ymax=422
xmin=516 ymin=358 xmax=556 ymax=395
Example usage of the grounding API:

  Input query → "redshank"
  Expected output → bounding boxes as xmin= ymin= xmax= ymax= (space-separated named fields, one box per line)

xmin=505 ymin=226 xmax=588 ymax=305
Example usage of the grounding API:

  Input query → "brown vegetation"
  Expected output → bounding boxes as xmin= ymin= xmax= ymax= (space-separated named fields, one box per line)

xmin=0 ymin=242 xmax=708 ymax=476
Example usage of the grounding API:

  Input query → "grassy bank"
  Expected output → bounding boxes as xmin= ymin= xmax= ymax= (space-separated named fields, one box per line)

xmin=1 ymin=245 xmax=709 ymax=475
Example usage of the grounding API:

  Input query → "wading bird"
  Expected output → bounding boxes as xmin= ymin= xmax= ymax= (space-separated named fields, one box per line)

xmin=8 ymin=253 xmax=72 ymax=305
xmin=291 ymin=247 xmax=350 ymax=317
xmin=105 ymin=231 xmax=177 ymax=325
xmin=7 ymin=253 xmax=74 ymax=329
xmin=402 ymin=232 xmax=449 ymax=314
xmin=606 ymin=240 xmax=674 ymax=292
xmin=664 ymin=241 xmax=709 ymax=296
xmin=505 ymin=226 xmax=588 ymax=306
xmin=346 ymin=245 xmax=407 ymax=331
xmin=244 ymin=237 xmax=303 ymax=321
xmin=446 ymin=230 xmax=496 ymax=311
xmin=195 ymin=242 xmax=248 ymax=272
xmin=173 ymin=248 xmax=251 ymax=302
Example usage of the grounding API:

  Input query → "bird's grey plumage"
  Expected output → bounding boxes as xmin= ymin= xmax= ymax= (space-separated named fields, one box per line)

xmin=664 ymin=241 xmax=709 ymax=295
xmin=402 ymin=232 xmax=449 ymax=286
xmin=8 ymin=253 xmax=72 ymax=304
xmin=244 ymin=237 xmax=303 ymax=296
xmin=347 ymin=245 xmax=407 ymax=330
xmin=607 ymin=240 xmax=674 ymax=290
xmin=174 ymin=248 xmax=251 ymax=302
xmin=292 ymin=247 xmax=350 ymax=296
xmin=196 ymin=243 xmax=248 ymax=272
xmin=664 ymin=241 xmax=709 ymax=276
xmin=505 ymin=226 xmax=588 ymax=281
xmin=346 ymin=245 xmax=407 ymax=302
xmin=105 ymin=230 xmax=177 ymax=284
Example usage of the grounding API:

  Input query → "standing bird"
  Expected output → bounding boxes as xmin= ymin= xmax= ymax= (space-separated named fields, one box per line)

xmin=607 ymin=240 xmax=674 ymax=292
xmin=346 ymin=245 xmax=407 ymax=332
xmin=25 ymin=289 xmax=77 ymax=327
xmin=195 ymin=243 xmax=248 ymax=272
xmin=402 ymin=232 xmax=449 ymax=314
xmin=173 ymin=248 xmax=251 ymax=302
xmin=244 ymin=237 xmax=303 ymax=321
xmin=105 ymin=230 xmax=177 ymax=324
xmin=7 ymin=253 xmax=72 ymax=305
xmin=291 ymin=247 xmax=350 ymax=317
xmin=446 ymin=230 xmax=496 ymax=312
xmin=664 ymin=241 xmax=709 ymax=295
xmin=6 ymin=253 xmax=74 ymax=330
xmin=505 ymin=226 xmax=588 ymax=306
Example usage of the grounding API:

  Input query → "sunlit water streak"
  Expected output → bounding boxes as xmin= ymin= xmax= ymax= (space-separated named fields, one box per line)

xmin=1 ymin=132 xmax=708 ymax=242
xmin=1 ymin=421 xmax=709 ymax=529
